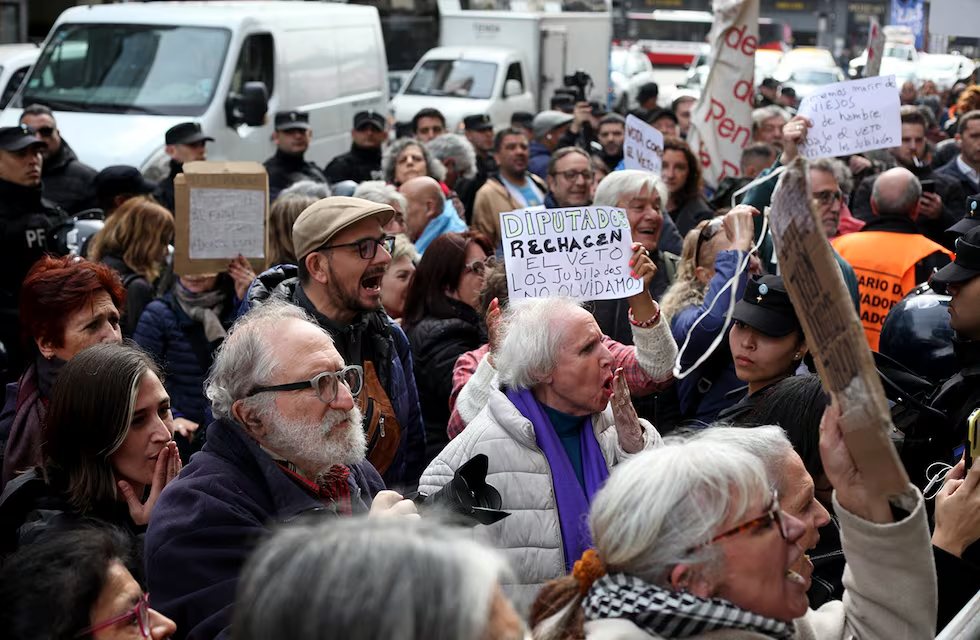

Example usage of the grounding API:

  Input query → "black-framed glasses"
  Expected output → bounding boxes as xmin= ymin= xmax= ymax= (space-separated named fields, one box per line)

xmin=688 ymin=489 xmax=788 ymax=553
xmin=812 ymin=189 xmax=843 ymax=206
xmin=75 ymin=592 xmax=151 ymax=638
xmin=318 ymin=235 xmax=395 ymax=260
xmin=553 ymin=169 xmax=594 ymax=182
xmin=694 ymin=218 xmax=723 ymax=267
xmin=246 ymin=365 xmax=364 ymax=404
xmin=464 ymin=256 xmax=497 ymax=277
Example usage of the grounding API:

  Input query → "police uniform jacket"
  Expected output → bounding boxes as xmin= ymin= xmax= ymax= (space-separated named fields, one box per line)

xmin=323 ymin=143 xmax=382 ymax=184
xmin=263 ymin=149 xmax=327 ymax=200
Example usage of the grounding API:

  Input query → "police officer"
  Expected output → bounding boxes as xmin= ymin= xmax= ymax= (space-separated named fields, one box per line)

xmin=323 ymin=110 xmax=386 ymax=185
xmin=0 ymin=125 xmax=70 ymax=378
xmin=159 ymin=122 xmax=212 ymax=212
xmin=456 ymin=114 xmax=497 ymax=221
xmin=263 ymin=110 xmax=327 ymax=200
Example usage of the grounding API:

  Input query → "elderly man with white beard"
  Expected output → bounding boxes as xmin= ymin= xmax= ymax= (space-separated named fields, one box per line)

xmin=145 ymin=301 xmax=417 ymax=640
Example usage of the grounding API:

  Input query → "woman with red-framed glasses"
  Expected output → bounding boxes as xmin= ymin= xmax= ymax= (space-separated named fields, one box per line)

xmin=0 ymin=527 xmax=175 ymax=639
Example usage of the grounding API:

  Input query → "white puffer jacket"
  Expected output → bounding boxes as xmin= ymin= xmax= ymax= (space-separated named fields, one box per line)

xmin=418 ymin=389 xmax=661 ymax=613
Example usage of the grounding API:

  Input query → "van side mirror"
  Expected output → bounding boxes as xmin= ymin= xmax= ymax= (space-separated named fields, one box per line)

xmin=226 ymin=81 xmax=269 ymax=128
xmin=504 ymin=79 xmax=523 ymax=98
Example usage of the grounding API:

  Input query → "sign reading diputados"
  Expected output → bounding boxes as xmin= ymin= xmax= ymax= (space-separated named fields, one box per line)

xmin=797 ymin=75 xmax=901 ymax=159
xmin=499 ymin=206 xmax=644 ymax=301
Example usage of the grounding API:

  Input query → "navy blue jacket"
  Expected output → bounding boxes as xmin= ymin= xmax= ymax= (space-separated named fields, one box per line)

xmin=145 ymin=418 xmax=383 ymax=640
xmin=133 ymin=292 xmax=235 ymax=428
xmin=528 ymin=140 xmax=551 ymax=180
xmin=241 ymin=265 xmax=426 ymax=489
xmin=936 ymin=157 xmax=979 ymax=200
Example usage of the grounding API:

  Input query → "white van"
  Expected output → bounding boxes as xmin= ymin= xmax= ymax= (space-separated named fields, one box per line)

xmin=0 ymin=1 xmax=388 ymax=179
xmin=0 ymin=44 xmax=39 ymax=109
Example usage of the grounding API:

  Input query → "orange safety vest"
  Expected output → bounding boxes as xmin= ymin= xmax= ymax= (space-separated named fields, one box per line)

xmin=832 ymin=231 xmax=953 ymax=351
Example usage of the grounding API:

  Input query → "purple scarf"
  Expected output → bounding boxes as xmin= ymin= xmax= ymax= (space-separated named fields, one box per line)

xmin=506 ymin=387 xmax=610 ymax=572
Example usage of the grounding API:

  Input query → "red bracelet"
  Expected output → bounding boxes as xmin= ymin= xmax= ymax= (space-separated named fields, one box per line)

xmin=628 ymin=306 xmax=660 ymax=328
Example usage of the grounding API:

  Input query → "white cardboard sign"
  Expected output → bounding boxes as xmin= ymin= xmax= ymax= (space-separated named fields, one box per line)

xmin=624 ymin=114 xmax=664 ymax=174
xmin=797 ymin=75 xmax=901 ymax=159
xmin=499 ymin=206 xmax=644 ymax=302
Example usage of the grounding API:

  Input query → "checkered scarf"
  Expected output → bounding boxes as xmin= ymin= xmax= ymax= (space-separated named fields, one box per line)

xmin=582 ymin=573 xmax=795 ymax=639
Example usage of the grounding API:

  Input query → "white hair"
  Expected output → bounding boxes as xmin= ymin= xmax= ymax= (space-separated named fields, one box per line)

xmin=685 ymin=425 xmax=796 ymax=495
xmin=279 ymin=180 xmax=332 ymax=200
xmin=426 ymin=133 xmax=477 ymax=180
xmin=381 ymin=138 xmax=446 ymax=184
xmin=233 ymin=518 xmax=512 ymax=640
xmin=593 ymin=169 xmax=669 ymax=212
xmin=752 ymin=105 xmax=790 ymax=129
xmin=353 ymin=180 xmax=408 ymax=212
xmin=495 ymin=297 xmax=585 ymax=390
xmin=206 ymin=300 xmax=328 ymax=420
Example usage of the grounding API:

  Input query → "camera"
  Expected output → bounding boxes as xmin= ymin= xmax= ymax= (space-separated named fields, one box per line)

xmin=410 ymin=454 xmax=509 ymax=527
xmin=562 ymin=69 xmax=593 ymax=103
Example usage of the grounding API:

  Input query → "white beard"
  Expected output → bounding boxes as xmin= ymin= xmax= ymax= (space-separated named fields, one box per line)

xmin=263 ymin=404 xmax=366 ymax=477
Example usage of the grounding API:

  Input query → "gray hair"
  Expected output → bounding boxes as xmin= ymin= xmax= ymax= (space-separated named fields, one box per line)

xmin=426 ymin=133 xmax=477 ymax=180
xmin=496 ymin=297 xmax=584 ymax=390
xmin=382 ymin=138 xmax=446 ymax=184
xmin=809 ymin=157 xmax=853 ymax=195
xmin=593 ymin=169 xmax=669 ymax=211
xmin=232 ymin=517 xmax=511 ymax=640
xmin=390 ymin=232 xmax=419 ymax=264
xmin=279 ymin=180 xmax=332 ymax=200
xmin=352 ymin=180 xmax=408 ymax=212
xmin=206 ymin=300 xmax=327 ymax=419
xmin=871 ymin=169 xmax=922 ymax=217
xmin=751 ymin=105 xmax=790 ymax=130
xmin=589 ymin=436 xmax=769 ymax=585
xmin=685 ymin=425 xmax=796 ymax=495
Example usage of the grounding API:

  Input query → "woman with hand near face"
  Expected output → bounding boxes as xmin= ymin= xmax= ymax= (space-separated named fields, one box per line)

xmin=661 ymin=138 xmax=714 ymax=237
xmin=0 ymin=343 xmax=181 ymax=558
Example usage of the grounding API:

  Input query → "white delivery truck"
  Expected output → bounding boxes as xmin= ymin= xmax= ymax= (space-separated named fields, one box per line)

xmin=0 ymin=1 xmax=388 ymax=179
xmin=389 ymin=0 xmax=612 ymax=131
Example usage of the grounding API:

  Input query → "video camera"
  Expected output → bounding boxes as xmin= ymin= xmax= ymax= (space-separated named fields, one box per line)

xmin=561 ymin=69 xmax=594 ymax=103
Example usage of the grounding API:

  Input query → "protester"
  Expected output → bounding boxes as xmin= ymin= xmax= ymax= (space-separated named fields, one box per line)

xmin=648 ymin=108 xmax=680 ymax=138
xmin=263 ymin=110 xmax=328 ymax=200
xmin=779 ymin=86 xmax=798 ymax=111
xmin=19 ymin=104 xmax=97 ymax=213
xmin=267 ymin=193 xmax=319 ymax=267
xmin=244 ymin=197 xmax=426 ymax=487
xmin=0 ymin=343 xmax=181 ymax=555
xmin=544 ymin=147 xmax=594 ymax=208
xmin=531 ymin=405 xmax=936 ymax=639
xmin=0 ymin=527 xmax=177 ymax=640
xmin=472 ymin=128 xmax=547 ymax=247
xmin=672 ymin=95 xmax=696 ymax=139
xmin=402 ymin=232 xmax=493 ymax=461
xmin=400 ymin=175 xmax=466 ymax=253
xmin=380 ymin=233 xmax=418 ymax=321
xmin=0 ymin=124 xmax=69 ymax=379
xmin=324 ymin=110 xmax=387 ymax=184
xmin=710 ymin=144 xmax=777 ymax=212
xmin=662 ymin=137 xmax=714 ymax=236
xmin=661 ymin=206 xmax=761 ymax=422
xmin=937 ymin=109 xmax=980 ymax=196
xmin=717 ymin=275 xmax=808 ymax=422
xmin=382 ymin=137 xmax=445 ymax=187
xmin=233 ymin=518 xmax=524 ymax=640
xmin=353 ymin=180 xmax=409 ymax=234
xmin=93 ymin=165 xmax=158 ymax=218
xmin=529 ymin=110 xmax=574 ymax=179
xmin=412 ymin=108 xmax=447 ymax=143
xmin=0 ymin=256 xmax=125 ymax=488
xmin=145 ymin=301 xmax=416 ymax=639
xmin=636 ymin=82 xmax=659 ymax=111
xmin=427 ymin=132 xmax=477 ymax=194
xmin=87 ymin=197 xmax=175 ymax=337
xmin=157 ymin=121 xmax=211 ymax=212
xmin=751 ymin=105 xmax=789 ymax=146
xmin=458 ymin=114 xmax=499 ymax=222
xmin=595 ymin=114 xmax=625 ymax=169
xmin=754 ymin=77 xmax=780 ymax=107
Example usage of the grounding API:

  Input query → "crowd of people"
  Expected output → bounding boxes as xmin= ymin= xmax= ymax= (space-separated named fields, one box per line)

xmin=0 ymin=71 xmax=978 ymax=640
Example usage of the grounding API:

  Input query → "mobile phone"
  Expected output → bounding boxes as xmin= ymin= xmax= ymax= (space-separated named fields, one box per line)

xmin=966 ymin=408 xmax=979 ymax=471
xmin=921 ymin=179 xmax=936 ymax=194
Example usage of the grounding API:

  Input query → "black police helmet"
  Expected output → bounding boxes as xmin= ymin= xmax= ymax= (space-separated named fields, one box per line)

xmin=879 ymin=283 xmax=957 ymax=384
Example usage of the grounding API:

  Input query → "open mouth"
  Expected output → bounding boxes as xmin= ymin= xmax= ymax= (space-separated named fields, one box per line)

xmin=360 ymin=272 xmax=383 ymax=293
xmin=601 ymin=374 xmax=615 ymax=397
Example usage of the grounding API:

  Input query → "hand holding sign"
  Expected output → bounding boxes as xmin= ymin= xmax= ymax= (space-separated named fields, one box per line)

xmin=796 ymin=75 xmax=901 ymax=159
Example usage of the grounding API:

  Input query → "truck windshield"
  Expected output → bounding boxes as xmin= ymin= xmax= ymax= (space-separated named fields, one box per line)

xmin=19 ymin=24 xmax=230 ymax=115
xmin=404 ymin=59 xmax=497 ymax=99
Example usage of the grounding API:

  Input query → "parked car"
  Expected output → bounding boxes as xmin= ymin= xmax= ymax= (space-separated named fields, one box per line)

xmin=916 ymin=53 xmax=977 ymax=91
xmin=778 ymin=66 xmax=846 ymax=98
xmin=609 ymin=44 xmax=659 ymax=112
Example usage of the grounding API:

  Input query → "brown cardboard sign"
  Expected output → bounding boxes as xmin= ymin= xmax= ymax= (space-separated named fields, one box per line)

xmin=174 ymin=161 xmax=268 ymax=276
xmin=768 ymin=157 xmax=909 ymax=497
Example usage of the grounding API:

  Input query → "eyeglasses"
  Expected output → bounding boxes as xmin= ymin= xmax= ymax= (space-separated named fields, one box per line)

xmin=246 ymin=365 xmax=363 ymax=404
xmin=812 ymin=189 xmax=843 ymax=206
xmin=694 ymin=218 xmax=723 ymax=267
xmin=463 ymin=256 xmax=497 ymax=277
xmin=318 ymin=235 xmax=395 ymax=260
xmin=36 ymin=126 xmax=55 ymax=137
xmin=689 ymin=489 xmax=788 ymax=553
xmin=553 ymin=169 xmax=594 ymax=182
xmin=76 ymin=592 xmax=151 ymax=638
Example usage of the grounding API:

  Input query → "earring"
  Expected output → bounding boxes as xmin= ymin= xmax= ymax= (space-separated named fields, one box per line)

xmin=793 ymin=353 xmax=802 ymax=360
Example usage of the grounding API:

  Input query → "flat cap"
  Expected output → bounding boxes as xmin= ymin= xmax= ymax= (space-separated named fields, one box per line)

xmin=292 ymin=196 xmax=395 ymax=259
xmin=532 ymin=110 xmax=574 ymax=139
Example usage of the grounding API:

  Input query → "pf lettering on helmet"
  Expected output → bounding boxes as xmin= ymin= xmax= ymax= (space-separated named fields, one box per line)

xmin=25 ymin=227 xmax=46 ymax=249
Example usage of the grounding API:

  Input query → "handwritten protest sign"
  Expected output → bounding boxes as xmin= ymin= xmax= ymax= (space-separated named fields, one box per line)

xmin=687 ymin=0 xmax=759 ymax=188
xmin=174 ymin=161 xmax=268 ymax=276
xmin=797 ymin=75 xmax=900 ymax=159
xmin=499 ymin=206 xmax=643 ymax=302
xmin=624 ymin=114 xmax=664 ymax=174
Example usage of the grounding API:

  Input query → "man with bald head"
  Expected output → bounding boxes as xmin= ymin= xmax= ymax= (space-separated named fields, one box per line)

xmin=832 ymin=167 xmax=953 ymax=350
xmin=399 ymin=175 xmax=466 ymax=253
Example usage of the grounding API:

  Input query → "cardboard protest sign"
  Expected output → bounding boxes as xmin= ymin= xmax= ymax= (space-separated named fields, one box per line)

xmin=768 ymin=157 xmax=909 ymax=497
xmin=797 ymin=75 xmax=901 ymax=159
xmin=863 ymin=16 xmax=886 ymax=78
xmin=499 ymin=206 xmax=644 ymax=302
xmin=174 ymin=161 xmax=268 ymax=276
xmin=624 ymin=114 xmax=664 ymax=174
xmin=687 ymin=0 xmax=759 ymax=188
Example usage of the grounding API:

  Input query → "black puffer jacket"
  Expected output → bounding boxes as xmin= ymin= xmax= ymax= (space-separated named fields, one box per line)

xmin=404 ymin=299 xmax=486 ymax=462
xmin=40 ymin=140 xmax=97 ymax=214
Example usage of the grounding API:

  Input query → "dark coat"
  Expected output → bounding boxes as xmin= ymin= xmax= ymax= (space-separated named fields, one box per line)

xmin=936 ymin=157 xmax=979 ymax=200
xmin=144 ymin=418 xmax=384 ymax=640
xmin=157 ymin=160 xmax=181 ymax=213
xmin=456 ymin=152 xmax=497 ymax=224
xmin=528 ymin=140 xmax=551 ymax=180
xmin=668 ymin=196 xmax=714 ymax=237
xmin=404 ymin=299 xmax=486 ymax=462
xmin=263 ymin=150 xmax=327 ymax=201
xmin=40 ymin=140 xmax=97 ymax=214
xmin=241 ymin=266 xmax=426 ymax=488
xmin=99 ymin=254 xmax=155 ymax=338
xmin=323 ymin=143 xmax=383 ymax=184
